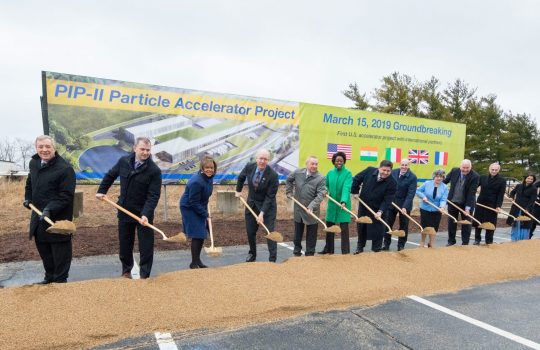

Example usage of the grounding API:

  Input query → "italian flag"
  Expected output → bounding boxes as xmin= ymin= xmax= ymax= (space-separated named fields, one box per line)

xmin=385 ymin=147 xmax=402 ymax=163
xmin=360 ymin=146 xmax=378 ymax=161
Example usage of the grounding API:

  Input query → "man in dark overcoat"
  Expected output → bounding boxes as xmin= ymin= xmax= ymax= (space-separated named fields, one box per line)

xmin=235 ymin=148 xmax=279 ymax=262
xmin=351 ymin=160 xmax=397 ymax=253
xmin=96 ymin=137 xmax=161 ymax=279
xmin=24 ymin=135 xmax=76 ymax=284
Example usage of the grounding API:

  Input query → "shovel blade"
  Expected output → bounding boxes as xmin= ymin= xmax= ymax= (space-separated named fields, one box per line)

xmin=324 ymin=225 xmax=342 ymax=234
xmin=457 ymin=220 xmax=472 ymax=225
xmin=479 ymin=222 xmax=496 ymax=230
xmin=266 ymin=231 xmax=283 ymax=242
xmin=46 ymin=220 xmax=76 ymax=235
xmin=204 ymin=246 xmax=223 ymax=257
xmin=165 ymin=232 xmax=187 ymax=243
xmin=356 ymin=216 xmax=373 ymax=224
xmin=390 ymin=230 xmax=406 ymax=237
xmin=516 ymin=216 xmax=531 ymax=221
xmin=422 ymin=227 xmax=437 ymax=236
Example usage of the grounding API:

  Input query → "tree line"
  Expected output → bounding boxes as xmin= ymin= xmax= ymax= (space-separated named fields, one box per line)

xmin=343 ymin=72 xmax=540 ymax=179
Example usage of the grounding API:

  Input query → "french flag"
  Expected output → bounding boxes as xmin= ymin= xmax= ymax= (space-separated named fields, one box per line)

xmin=434 ymin=151 xmax=448 ymax=166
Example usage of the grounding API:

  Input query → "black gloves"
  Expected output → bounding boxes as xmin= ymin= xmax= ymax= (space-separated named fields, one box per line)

xmin=40 ymin=209 xmax=51 ymax=221
xmin=23 ymin=200 xmax=31 ymax=210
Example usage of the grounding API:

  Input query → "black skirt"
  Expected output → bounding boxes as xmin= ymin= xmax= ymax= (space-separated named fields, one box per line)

xmin=420 ymin=209 xmax=442 ymax=232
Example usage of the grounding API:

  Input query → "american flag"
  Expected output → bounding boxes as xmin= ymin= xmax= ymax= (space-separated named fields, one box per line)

xmin=408 ymin=149 xmax=429 ymax=164
xmin=327 ymin=143 xmax=352 ymax=159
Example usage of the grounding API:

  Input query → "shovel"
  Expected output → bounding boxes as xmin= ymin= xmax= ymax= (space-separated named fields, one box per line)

xmin=326 ymin=194 xmax=372 ymax=223
xmin=391 ymin=202 xmax=436 ymax=236
xmin=424 ymin=199 xmax=464 ymax=224
xmin=535 ymin=201 xmax=540 ymax=207
xmin=475 ymin=202 xmax=530 ymax=222
xmin=238 ymin=197 xmax=283 ymax=242
xmin=28 ymin=203 xmax=76 ymax=235
xmin=204 ymin=209 xmax=222 ymax=257
xmin=447 ymin=200 xmax=495 ymax=230
xmin=290 ymin=196 xmax=341 ymax=233
xmin=504 ymin=194 xmax=540 ymax=225
xmin=357 ymin=198 xmax=405 ymax=237
xmin=101 ymin=196 xmax=186 ymax=242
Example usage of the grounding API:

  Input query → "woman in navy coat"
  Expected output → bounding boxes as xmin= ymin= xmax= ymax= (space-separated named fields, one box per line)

xmin=180 ymin=157 xmax=217 ymax=269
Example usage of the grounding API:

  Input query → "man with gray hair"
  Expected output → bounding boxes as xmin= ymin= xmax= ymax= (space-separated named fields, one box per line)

xmin=443 ymin=159 xmax=480 ymax=245
xmin=236 ymin=148 xmax=279 ymax=262
xmin=96 ymin=137 xmax=162 ymax=279
xmin=472 ymin=162 xmax=506 ymax=245
xmin=285 ymin=156 xmax=327 ymax=256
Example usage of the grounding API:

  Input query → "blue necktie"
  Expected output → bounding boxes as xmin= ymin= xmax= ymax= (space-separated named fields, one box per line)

xmin=254 ymin=171 xmax=261 ymax=188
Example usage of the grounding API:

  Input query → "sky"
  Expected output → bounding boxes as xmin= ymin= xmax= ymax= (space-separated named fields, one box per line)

xmin=1 ymin=0 xmax=539 ymax=142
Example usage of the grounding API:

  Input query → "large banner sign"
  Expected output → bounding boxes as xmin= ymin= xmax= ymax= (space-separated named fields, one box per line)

xmin=42 ymin=72 xmax=465 ymax=182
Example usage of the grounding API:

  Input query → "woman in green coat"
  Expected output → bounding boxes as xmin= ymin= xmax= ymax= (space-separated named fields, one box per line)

xmin=319 ymin=151 xmax=352 ymax=254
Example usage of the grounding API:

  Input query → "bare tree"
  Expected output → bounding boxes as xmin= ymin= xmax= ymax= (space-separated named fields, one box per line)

xmin=16 ymin=138 xmax=34 ymax=170
xmin=0 ymin=137 xmax=17 ymax=162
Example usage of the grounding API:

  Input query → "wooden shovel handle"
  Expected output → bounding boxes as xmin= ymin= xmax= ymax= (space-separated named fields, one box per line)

xmin=290 ymin=196 xmax=327 ymax=228
xmin=423 ymin=199 xmax=457 ymax=222
xmin=207 ymin=208 xmax=215 ymax=248
xmin=101 ymin=196 xmax=167 ymax=239
xmin=447 ymin=200 xmax=480 ymax=225
xmin=238 ymin=197 xmax=271 ymax=235
xmin=326 ymin=194 xmax=358 ymax=219
xmin=391 ymin=202 xmax=423 ymax=230
xmin=535 ymin=201 xmax=540 ymax=207
xmin=28 ymin=203 xmax=55 ymax=226
xmin=475 ymin=203 xmax=514 ymax=218
xmin=505 ymin=194 xmax=540 ymax=225
xmin=357 ymin=198 xmax=392 ymax=232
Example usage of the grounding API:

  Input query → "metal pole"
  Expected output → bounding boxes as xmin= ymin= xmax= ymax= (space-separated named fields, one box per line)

xmin=163 ymin=184 xmax=168 ymax=221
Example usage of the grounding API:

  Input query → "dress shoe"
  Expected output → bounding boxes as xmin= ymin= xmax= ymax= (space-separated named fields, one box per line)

xmin=246 ymin=254 xmax=256 ymax=262
xmin=397 ymin=246 xmax=404 ymax=251
xmin=33 ymin=279 xmax=52 ymax=285
xmin=462 ymin=243 xmax=469 ymax=246
xmin=446 ymin=243 xmax=455 ymax=247
xmin=293 ymin=251 xmax=302 ymax=257
xmin=189 ymin=263 xmax=199 ymax=269
xmin=381 ymin=246 xmax=390 ymax=251
xmin=305 ymin=252 xmax=314 ymax=256
xmin=197 ymin=262 xmax=208 ymax=268
xmin=473 ymin=241 xmax=480 ymax=245
xmin=121 ymin=272 xmax=132 ymax=279
xmin=54 ymin=279 xmax=67 ymax=283
xmin=353 ymin=248 xmax=364 ymax=255
xmin=317 ymin=250 xmax=328 ymax=255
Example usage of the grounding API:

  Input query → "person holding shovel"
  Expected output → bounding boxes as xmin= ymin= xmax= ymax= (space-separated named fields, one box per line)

xmin=472 ymin=163 xmax=506 ymax=245
xmin=443 ymin=159 xmax=480 ymax=246
xmin=416 ymin=169 xmax=449 ymax=248
xmin=96 ymin=137 xmax=162 ymax=279
xmin=351 ymin=160 xmax=397 ymax=254
xmin=23 ymin=135 xmax=76 ymax=284
xmin=180 ymin=156 xmax=216 ymax=268
xmin=318 ymin=151 xmax=352 ymax=255
xmin=285 ymin=155 xmax=327 ymax=256
xmin=507 ymin=175 xmax=536 ymax=241
xmin=235 ymin=148 xmax=279 ymax=262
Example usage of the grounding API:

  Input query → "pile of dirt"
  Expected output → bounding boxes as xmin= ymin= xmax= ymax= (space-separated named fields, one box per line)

xmin=1 ymin=240 xmax=539 ymax=350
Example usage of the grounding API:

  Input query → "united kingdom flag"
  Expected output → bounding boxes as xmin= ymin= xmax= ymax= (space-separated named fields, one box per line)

xmin=408 ymin=149 xmax=429 ymax=164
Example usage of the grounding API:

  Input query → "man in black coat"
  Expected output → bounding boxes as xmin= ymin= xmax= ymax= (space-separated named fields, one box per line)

xmin=235 ymin=149 xmax=279 ymax=262
xmin=351 ymin=160 xmax=397 ymax=253
xmin=473 ymin=163 xmax=506 ymax=245
xmin=383 ymin=159 xmax=417 ymax=251
xmin=443 ymin=159 xmax=480 ymax=245
xmin=96 ymin=137 xmax=162 ymax=279
xmin=24 ymin=135 xmax=76 ymax=284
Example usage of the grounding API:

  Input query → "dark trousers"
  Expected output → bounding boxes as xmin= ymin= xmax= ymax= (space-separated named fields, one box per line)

xmin=191 ymin=238 xmax=204 ymax=264
xmin=294 ymin=221 xmax=318 ymax=255
xmin=383 ymin=207 xmax=409 ymax=249
xmin=118 ymin=220 xmax=154 ymax=278
xmin=35 ymin=240 xmax=72 ymax=282
xmin=245 ymin=210 xmax=277 ymax=261
xmin=475 ymin=228 xmax=495 ymax=244
xmin=357 ymin=220 xmax=384 ymax=252
xmin=447 ymin=203 xmax=472 ymax=245
xmin=323 ymin=221 xmax=350 ymax=254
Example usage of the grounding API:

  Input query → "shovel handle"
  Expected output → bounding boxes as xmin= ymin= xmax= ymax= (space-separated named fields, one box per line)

xmin=290 ymin=196 xmax=328 ymax=228
xmin=535 ymin=201 xmax=540 ymax=207
xmin=28 ymin=203 xmax=55 ymax=226
xmin=505 ymin=195 xmax=540 ymax=225
xmin=447 ymin=200 xmax=481 ymax=225
xmin=207 ymin=208 xmax=215 ymax=249
xmin=238 ymin=197 xmax=271 ymax=235
xmin=326 ymin=194 xmax=359 ymax=219
xmin=423 ymin=199 xmax=457 ymax=222
xmin=391 ymin=202 xmax=423 ymax=231
xmin=357 ymin=198 xmax=392 ymax=232
xmin=101 ymin=196 xmax=168 ymax=240
xmin=475 ymin=203 xmax=514 ymax=219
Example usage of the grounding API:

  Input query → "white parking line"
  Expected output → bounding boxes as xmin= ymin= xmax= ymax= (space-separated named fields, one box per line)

xmin=391 ymin=237 xmax=420 ymax=246
xmin=408 ymin=295 xmax=540 ymax=349
xmin=131 ymin=259 xmax=140 ymax=280
xmin=154 ymin=332 xmax=179 ymax=350
xmin=278 ymin=242 xmax=304 ymax=254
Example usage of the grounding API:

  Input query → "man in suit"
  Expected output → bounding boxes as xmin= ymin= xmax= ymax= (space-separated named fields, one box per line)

xmin=96 ymin=137 xmax=162 ymax=279
xmin=383 ymin=159 xmax=417 ymax=251
xmin=285 ymin=155 xmax=327 ymax=256
xmin=351 ymin=160 xmax=397 ymax=253
xmin=443 ymin=159 xmax=480 ymax=246
xmin=235 ymin=149 xmax=279 ymax=262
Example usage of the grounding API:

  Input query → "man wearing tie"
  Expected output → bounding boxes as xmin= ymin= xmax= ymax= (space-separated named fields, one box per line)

xmin=383 ymin=159 xmax=417 ymax=251
xmin=443 ymin=159 xmax=480 ymax=245
xmin=235 ymin=148 xmax=279 ymax=262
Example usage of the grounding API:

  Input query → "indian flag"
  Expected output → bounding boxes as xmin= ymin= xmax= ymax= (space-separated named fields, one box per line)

xmin=360 ymin=146 xmax=378 ymax=161
xmin=385 ymin=147 xmax=402 ymax=163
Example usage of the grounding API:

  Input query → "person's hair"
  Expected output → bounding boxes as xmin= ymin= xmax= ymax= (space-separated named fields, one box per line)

xmin=379 ymin=159 xmax=393 ymax=168
xmin=200 ymin=156 xmax=217 ymax=173
xmin=305 ymin=155 xmax=318 ymax=165
xmin=135 ymin=137 xmax=151 ymax=146
xmin=331 ymin=152 xmax=347 ymax=164
xmin=461 ymin=159 xmax=472 ymax=167
xmin=255 ymin=148 xmax=271 ymax=159
xmin=35 ymin=135 xmax=55 ymax=148
xmin=523 ymin=174 xmax=536 ymax=185
xmin=432 ymin=169 xmax=446 ymax=179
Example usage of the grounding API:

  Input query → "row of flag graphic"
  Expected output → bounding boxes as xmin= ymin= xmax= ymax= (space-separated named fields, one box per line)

xmin=326 ymin=144 xmax=448 ymax=165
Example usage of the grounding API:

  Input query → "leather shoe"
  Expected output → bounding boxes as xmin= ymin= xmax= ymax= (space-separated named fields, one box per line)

xmin=197 ymin=262 xmax=208 ymax=268
xmin=293 ymin=251 xmax=302 ymax=257
xmin=397 ymin=246 xmax=404 ymax=251
xmin=269 ymin=257 xmax=277 ymax=263
xmin=381 ymin=246 xmax=390 ymax=251
xmin=33 ymin=279 xmax=52 ymax=285
xmin=121 ymin=272 xmax=132 ymax=279
xmin=446 ymin=243 xmax=455 ymax=247
xmin=473 ymin=241 xmax=480 ymax=246
xmin=317 ymin=250 xmax=328 ymax=255
xmin=246 ymin=254 xmax=256 ymax=262
xmin=353 ymin=248 xmax=364 ymax=255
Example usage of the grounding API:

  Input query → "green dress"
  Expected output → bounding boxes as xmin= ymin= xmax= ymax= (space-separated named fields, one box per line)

xmin=325 ymin=165 xmax=352 ymax=223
